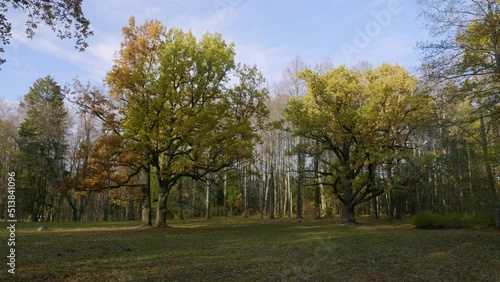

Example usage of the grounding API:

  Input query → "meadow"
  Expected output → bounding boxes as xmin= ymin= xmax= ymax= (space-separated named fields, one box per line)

xmin=1 ymin=218 xmax=499 ymax=281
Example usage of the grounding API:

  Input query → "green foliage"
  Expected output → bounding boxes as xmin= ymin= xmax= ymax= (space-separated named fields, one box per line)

xmin=472 ymin=213 xmax=497 ymax=229
xmin=17 ymin=75 xmax=68 ymax=221
xmin=285 ymin=63 xmax=432 ymax=223
xmin=0 ymin=0 xmax=93 ymax=66
xmin=413 ymin=211 xmax=475 ymax=229
xmin=102 ymin=17 xmax=269 ymax=226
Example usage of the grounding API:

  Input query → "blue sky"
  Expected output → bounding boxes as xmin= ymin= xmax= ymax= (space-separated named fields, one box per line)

xmin=0 ymin=0 xmax=429 ymax=104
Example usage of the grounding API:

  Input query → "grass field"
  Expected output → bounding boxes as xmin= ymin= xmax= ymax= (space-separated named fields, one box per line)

xmin=1 ymin=217 xmax=499 ymax=281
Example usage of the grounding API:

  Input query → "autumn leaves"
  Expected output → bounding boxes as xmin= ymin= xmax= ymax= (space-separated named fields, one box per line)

xmin=74 ymin=17 xmax=269 ymax=226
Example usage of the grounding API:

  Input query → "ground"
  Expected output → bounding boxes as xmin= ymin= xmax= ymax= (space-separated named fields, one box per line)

xmin=1 ymin=217 xmax=499 ymax=281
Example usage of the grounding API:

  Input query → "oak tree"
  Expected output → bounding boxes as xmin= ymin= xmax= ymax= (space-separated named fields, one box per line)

xmin=285 ymin=64 xmax=430 ymax=224
xmin=106 ymin=17 xmax=268 ymax=227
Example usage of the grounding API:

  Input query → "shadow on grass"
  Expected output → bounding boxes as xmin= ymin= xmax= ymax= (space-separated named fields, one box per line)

xmin=2 ymin=218 xmax=499 ymax=281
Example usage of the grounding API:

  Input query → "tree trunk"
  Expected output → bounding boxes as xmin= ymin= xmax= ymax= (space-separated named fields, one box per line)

xmin=243 ymin=164 xmax=248 ymax=216
xmin=387 ymin=165 xmax=394 ymax=222
xmin=102 ymin=192 xmax=108 ymax=221
xmin=140 ymin=189 xmax=151 ymax=225
xmin=141 ymin=168 xmax=152 ymax=226
xmin=155 ymin=179 xmax=170 ymax=227
xmin=389 ymin=190 xmax=395 ymax=222
xmin=178 ymin=181 xmax=184 ymax=220
xmin=264 ymin=160 xmax=269 ymax=215
xmin=314 ymin=149 xmax=322 ymax=219
xmin=64 ymin=192 xmax=78 ymax=221
xmin=259 ymin=175 xmax=264 ymax=219
xmin=155 ymin=177 xmax=174 ymax=227
xmin=269 ymin=164 xmax=275 ymax=219
xmin=191 ymin=179 xmax=196 ymax=218
xmin=286 ymin=151 xmax=292 ymax=218
xmin=126 ymin=199 xmax=135 ymax=221
xmin=342 ymin=203 xmax=356 ymax=224
xmin=155 ymin=192 xmax=168 ymax=227
xmin=479 ymin=114 xmax=500 ymax=229
xmin=314 ymin=184 xmax=321 ymax=219
xmin=372 ymin=193 xmax=379 ymax=219
xmin=297 ymin=150 xmax=303 ymax=219
xmin=205 ymin=179 xmax=211 ymax=219
xmin=224 ymin=171 xmax=227 ymax=217
xmin=78 ymin=195 xmax=87 ymax=221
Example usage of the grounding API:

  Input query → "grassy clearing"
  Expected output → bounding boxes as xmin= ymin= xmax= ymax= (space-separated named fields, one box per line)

xmin=1 ymin=217 xmax=499 ymax=281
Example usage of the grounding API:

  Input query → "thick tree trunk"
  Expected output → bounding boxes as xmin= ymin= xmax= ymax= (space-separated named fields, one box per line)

xmin=342 ymin=203 xmax=356 ymax=224
xmin=155 ymin=176 xmax=174 ymax=227
xmin=155 ymin=178 xmax=170 ymax=227
xmin=155 ymin=192 xmax=168 ymax=227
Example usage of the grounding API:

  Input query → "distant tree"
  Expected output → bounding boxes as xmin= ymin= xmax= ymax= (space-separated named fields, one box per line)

xmin=0 ymin=0 xmax=92 ymax=66
xmin=279 ymin=55 xmax=307 ymax=219
xmin=0 ymin=98 xmax=18 ymax=220
xmin=418 ymin=0 xmax=500 ymax=83
xmin=418 ymin=0 xmax=500 ymax=228
xmin=18 ymin=75 xmax=68 ymax=221
xmin=285 ymin=64 xmax=431 ymax=224
xmin=66 ymin=78 xmax=146 ymax=222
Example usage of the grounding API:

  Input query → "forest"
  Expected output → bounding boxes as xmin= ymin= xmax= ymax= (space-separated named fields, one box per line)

xmin=0 ymin=0 xmax=498 ymax=231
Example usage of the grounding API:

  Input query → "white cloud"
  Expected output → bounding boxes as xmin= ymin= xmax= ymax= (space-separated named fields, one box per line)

xmin=2 ymin=0 xmax=424 ymax=104
xmin=234 ymin=42 xmax=291 ymax=84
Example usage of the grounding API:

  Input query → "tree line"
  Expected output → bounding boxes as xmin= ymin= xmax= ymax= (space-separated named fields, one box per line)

xmin=0 ymin=0 xmax=498 ymax=228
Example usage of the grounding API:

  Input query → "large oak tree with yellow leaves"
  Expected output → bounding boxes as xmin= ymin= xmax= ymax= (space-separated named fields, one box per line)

xmin=285 ymin=64 xmax=431 ymax=224
xmin=78 ymin=17 xmax=269 ymax=227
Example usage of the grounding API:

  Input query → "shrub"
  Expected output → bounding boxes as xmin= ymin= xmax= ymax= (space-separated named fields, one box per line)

xmin=472 ymin=213 xmax=496 ymax=229
xmin=441 ymin=213 xmax=472 ymax=229
xmin=413 ymin=211 xmax=472 ymax=229
xmin=413 ymin=211 xmax=442 ymax=229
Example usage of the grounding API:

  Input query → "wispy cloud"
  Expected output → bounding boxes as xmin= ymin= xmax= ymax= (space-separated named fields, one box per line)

xmin=234 ymin=42 xmax=292 ymax=84
xmin=1 ymin=1 xmax=427 ymax=103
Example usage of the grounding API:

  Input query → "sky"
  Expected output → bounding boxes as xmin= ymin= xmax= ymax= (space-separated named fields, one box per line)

xmin=0 ymin=0 xmax=430 ymax=105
